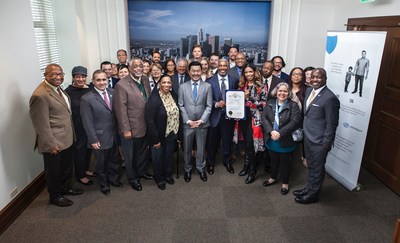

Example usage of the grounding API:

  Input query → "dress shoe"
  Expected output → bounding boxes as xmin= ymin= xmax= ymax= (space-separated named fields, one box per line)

xmin=351 ymin=90 xmax=357 ymax=94
xmin=141 ymin=173 xmax=154 ymax=180
xmin=62 ymin=188 xmax=84 ymax=196
xmin=157 ymin=182 xmax=166 ymax=190
xmin=109 ymin=181 xmax=123 ymax=187
xmin=225 ymin=164 xmax=235 ymax=174
xmin=281 ymin=187 xmax=289 ymax=195
xmin=49 ymin=196 xmax=73 ymax=207
xmin=207 ymin=165 xmax=214 ymax=175
xmin=131 ymin=181 xmax=142 ymax=191
xmin=238 ymin=166 xmax=248 ymax=176
xmin=199 ymin=171 xmax=208 ymax=182
xmin=245 ymin=173 xmax=256 ymax=184
xmin=184 ymin=172 xmax=191 ymax=182
xmin=101 ymin=187 xmax=110 ymax=195
xmin=295 ymin=193 xmax=319 ymax=204
xmin=263 ymin=179 xmax=277 ymax=187
xmin=293 ymin=188 xmax=308 ymax=197
xmin=166 ymin=178 xmax=175 ymax=185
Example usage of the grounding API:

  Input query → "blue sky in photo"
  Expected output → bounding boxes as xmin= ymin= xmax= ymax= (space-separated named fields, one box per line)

xmin=128 ymin=1 xmax=271 ymax=43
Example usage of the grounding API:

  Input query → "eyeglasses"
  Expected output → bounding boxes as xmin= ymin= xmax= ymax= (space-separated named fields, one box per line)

xmin=49 ymin=72 xmax=65 ymax=78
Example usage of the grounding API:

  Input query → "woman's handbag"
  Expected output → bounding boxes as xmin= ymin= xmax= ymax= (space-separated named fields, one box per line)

xmin=292 ymin=128 xmax=303 ymax=142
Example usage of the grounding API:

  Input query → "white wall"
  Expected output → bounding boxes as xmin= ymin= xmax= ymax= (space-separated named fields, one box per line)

xmin=0 ymin=0 xmax=44 ymax=209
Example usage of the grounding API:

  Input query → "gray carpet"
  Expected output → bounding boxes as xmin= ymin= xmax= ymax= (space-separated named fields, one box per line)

xmin=1 ymin=153 xmax=399 ymax=242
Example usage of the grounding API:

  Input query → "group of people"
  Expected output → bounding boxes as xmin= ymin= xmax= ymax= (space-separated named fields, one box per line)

xmin=29 ymin=45 xmax=340 ymax=207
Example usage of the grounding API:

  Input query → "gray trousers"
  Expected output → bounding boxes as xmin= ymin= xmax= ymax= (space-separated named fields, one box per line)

xmin=183 ymin=126 xmax=208 ymax=173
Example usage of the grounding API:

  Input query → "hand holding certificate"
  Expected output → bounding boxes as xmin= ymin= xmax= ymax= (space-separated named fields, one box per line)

xmin=225 ymin=90 xmax=245 ymax=119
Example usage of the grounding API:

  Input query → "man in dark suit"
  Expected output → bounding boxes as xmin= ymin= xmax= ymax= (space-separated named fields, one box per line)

xmin=261 ymin=60 xmax=286 ymax=97
xmin=206 ymin=59 xmax=239 ymax=175
xmin=178 ymin=61 xmax=212 ymax=182
xmin=114 ymin=57 xmax=152 ymax=191
xmin=80 ymin=70 xmax=121 ymax=195
xmin=101 ymin=61 xmax=119 ymax=88
xmin=29 ymin=64 xmax=83 ymax=207
xmin=293 ymin=68 xmax=340 ymax=204
xmin=171 ymin=58 xmax=190 ymax=95
xmin=227 ymin=52 xmax=246 ymax=80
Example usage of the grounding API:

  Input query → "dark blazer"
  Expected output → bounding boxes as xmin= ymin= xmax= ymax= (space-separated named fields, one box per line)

xmin=261 ymin=98 xmax=302 ymax=147
xmin=279 ymin=71 xmax=290 ymax=83
xmin=171 ymin=72 xmax=190 ymax=95
xmin=145 ymin=91 xmax=179 ymax=145
xmin=303 ymin=86 xmax=340 ymax=147
xmin=206 ymin=74 xmax=239 ymax=127
xmin=267 ymin=75 xmax=287 ymax=97
xmin=80 ymin=88 xmax=117 ymax=150
xmin=29 ymin=82 xmax=74 ymax=153
xmin=114 ymin=75 xmax=151 ymax=138
xmin=227 ymin=66 xmax=242 ymax=80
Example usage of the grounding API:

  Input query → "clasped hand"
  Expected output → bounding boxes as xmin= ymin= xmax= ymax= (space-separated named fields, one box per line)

xmin=270 ymin=130 xmax=280 ymax=141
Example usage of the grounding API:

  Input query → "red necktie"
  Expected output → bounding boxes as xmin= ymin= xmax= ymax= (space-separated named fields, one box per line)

xmin=102 ymin=91 xmax=111 ymax=109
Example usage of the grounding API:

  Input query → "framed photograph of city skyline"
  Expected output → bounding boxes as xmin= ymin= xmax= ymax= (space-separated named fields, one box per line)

xmin=127 ymin=0 xmax=271 ymax=65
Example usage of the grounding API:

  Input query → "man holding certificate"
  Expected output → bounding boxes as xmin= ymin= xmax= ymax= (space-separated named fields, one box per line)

xmin=206 ymin=59 xmax=239 ymax=175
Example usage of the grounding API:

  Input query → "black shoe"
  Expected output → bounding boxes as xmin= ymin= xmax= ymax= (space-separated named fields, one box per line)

xmin=101 ymin=187 xmax=110 ymax=195
xmin=225 ymin=164 xmax=235 ymax=174
xmin=49 ymin=196 xmax=73 ymax=207
xmin=245 ymin=173 xmax=256 ymax=184
xmin=62 ymin=188 xmax=84 ymax=196
xmin=263 ymin=179 xmax=277 ymax=187
xmin=295 ymin=193 xmax=319 ymax=204
xmin=166 ymin=178 xmax=175 ymax=185
xmin=199 ymin=171 xmax=207 ymax=182
xmin=207 ymin=165 xmax=214 ymax=175
xmin=157 ymin=182 xmax=166 ymax=190
xmin=141 ymin=174 xmax=154 ymax=180
xmin=131 ymin=180 xmax=142 ymax=191
xmin=184 ymin=172 xmax=191 ymax=182
xmin=109 ymin=181 xmax=123 ymax=187
xmin=293 ymin=188 xmax=308 ymax=197
xmin=238 ymin=166 xmax=248 ymax=176
xmin=351 ymin=90 xmax=357 ymax=94
xmin=281 ymin=187 xmax=289 ymax=195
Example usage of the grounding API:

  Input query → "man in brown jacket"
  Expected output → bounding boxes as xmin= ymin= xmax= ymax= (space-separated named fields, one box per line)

xmin=29 ymin=64 xmax=83 ymax=207
xmin=114 ymin=57 xmax=152 ymax=191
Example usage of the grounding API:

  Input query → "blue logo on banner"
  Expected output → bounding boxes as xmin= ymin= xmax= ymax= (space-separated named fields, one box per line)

xmin=326 ymin=35 xmax=338 ymax=54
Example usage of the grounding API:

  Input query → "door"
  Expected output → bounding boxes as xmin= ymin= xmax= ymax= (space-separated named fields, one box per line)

xmin=347 ymin=16 xmax=400 ymax=194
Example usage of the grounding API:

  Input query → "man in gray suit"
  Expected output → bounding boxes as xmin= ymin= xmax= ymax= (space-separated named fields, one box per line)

xmin=178 ymin=61 xmax=212 ymax=182
xmin=293 ymin=68 xmax=340 ymax=204
xmin=81 ymin=70 xmax=121 ymax=195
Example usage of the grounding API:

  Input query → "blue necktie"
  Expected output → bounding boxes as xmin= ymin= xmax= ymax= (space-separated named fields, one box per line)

xmin=193 ymin=82 xmax=198 ymax=101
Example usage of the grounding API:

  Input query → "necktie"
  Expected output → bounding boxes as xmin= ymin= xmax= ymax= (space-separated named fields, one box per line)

xmin=193 ymin=82 xmax=198 ymax=101
xmin=180 ymin=75 xmax=184 ymax=84
xmin=103 ymin=91 xmax=111 ymax=109
xmin=306 ymin=90 xmax=316 ymax=109
xmin=221 ymin=77 xmax=226 ymax=101
xmin=108 ymin=78 xmax=112 ymax=88
xmin=57 ymin=87 xmax=63 ymax=97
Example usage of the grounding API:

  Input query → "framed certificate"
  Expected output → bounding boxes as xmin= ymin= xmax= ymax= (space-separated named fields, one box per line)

xmin=225 ymin=90 xmax=245 ymax=119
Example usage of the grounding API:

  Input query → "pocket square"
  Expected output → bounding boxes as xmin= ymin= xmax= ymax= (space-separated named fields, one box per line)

xmin=312 ymin=104 xmax=320 ymax=107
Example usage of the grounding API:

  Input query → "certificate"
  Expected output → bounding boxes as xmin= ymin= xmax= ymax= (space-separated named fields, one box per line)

xmin=225 ymin=90 xmax=245 ymax=119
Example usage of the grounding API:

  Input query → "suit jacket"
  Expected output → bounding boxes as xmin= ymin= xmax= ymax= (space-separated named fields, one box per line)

xmin=268 ymin=75 xmax=286 ymax=97
xmin=80 ymin=88 xmax=117 ymax=150
xmin=29 ymin=81 xmax=74 ymax=153
xmin=114 ymin=74 xmax=151 ymax=138
xmin=303 ymin=86 xmax=340 ymax=147
xmin=206 ymin=74 xmax=239 ymax=127
xmin=178 ymin=80 xmax=212 ymax=128
xmin=171 ymin=72 xmax=190 ymax=95
xmin=227 ymin=66 xmax=242 ymax=80
xmin=275 ymin=71 xmax=290 ymax=83
xmin=145 ymin=91 xmax=180 ymax=145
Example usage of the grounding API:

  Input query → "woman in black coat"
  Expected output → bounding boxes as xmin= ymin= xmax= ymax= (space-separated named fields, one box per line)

xmin=261 ymin=82 xmax=302 ymax=195
xmin=145 ymin=75 xmax=180 ymax=190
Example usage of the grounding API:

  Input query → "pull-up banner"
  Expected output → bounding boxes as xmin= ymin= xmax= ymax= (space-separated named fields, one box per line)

xmin=324 ymin=31 xmax=386 ymax=191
